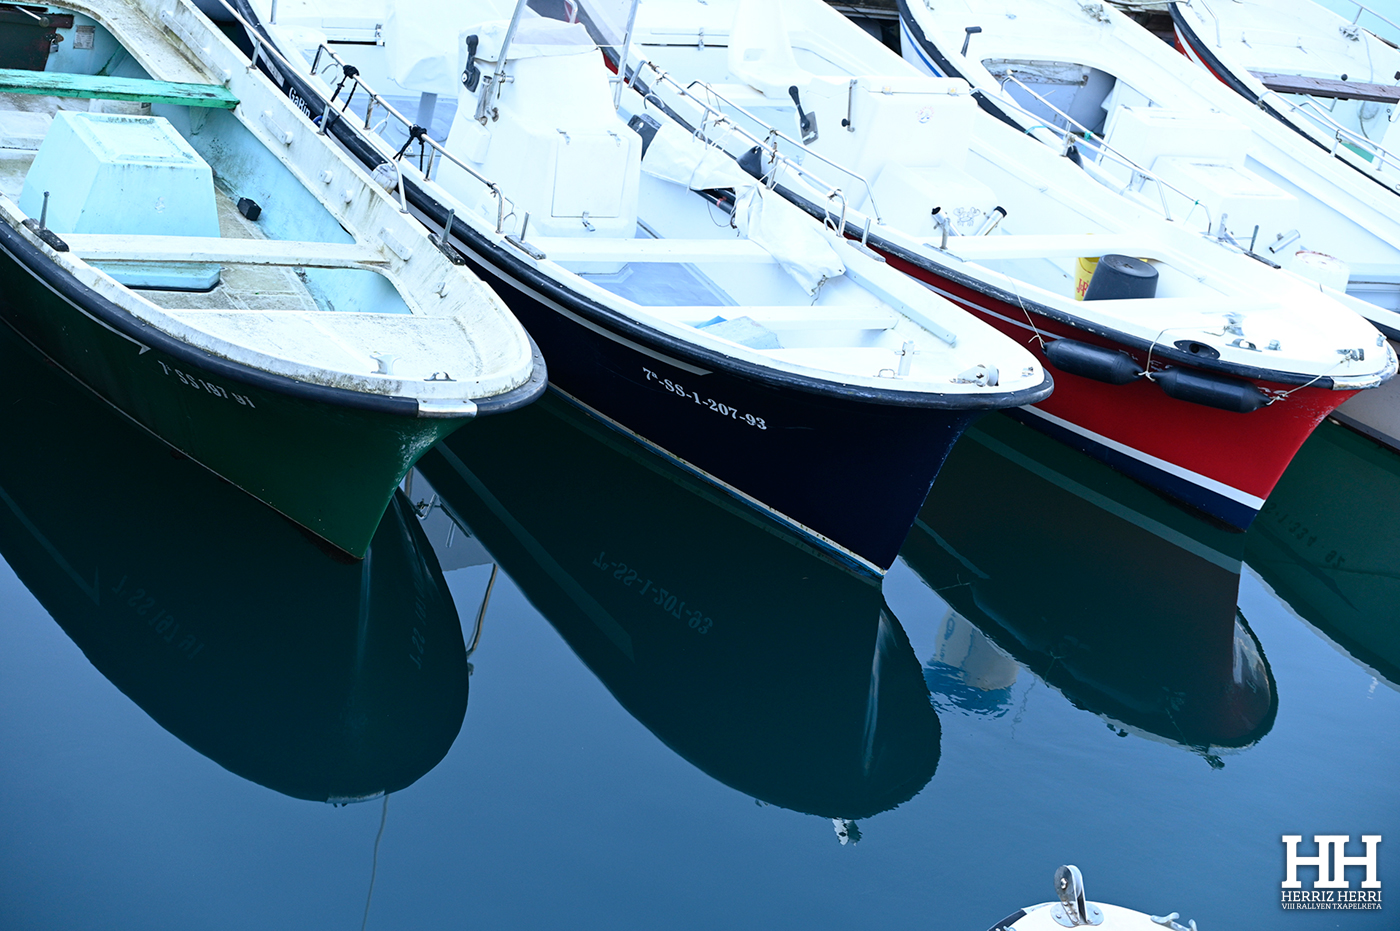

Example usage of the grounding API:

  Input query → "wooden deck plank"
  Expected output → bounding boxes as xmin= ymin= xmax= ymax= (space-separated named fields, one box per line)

xmin=1252 ymin=71 xmax=1400 ymax=104
xmin=0 ymin=68 xmax=239 ymax=109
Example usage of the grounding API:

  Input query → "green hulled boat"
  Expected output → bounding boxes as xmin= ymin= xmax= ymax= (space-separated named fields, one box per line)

xmin=0 ymin=321 xmax=469 ymax=803
xmin=0 ymin=0 xmax=543 ymax=557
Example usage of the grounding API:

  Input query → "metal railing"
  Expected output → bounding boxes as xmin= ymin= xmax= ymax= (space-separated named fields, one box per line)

xmin=1340 ymin=0 xmax=1400 ymax=37
xmin=306 ymin=43 xmax=511 ymax=231
xmin=620 ymin=61 xmax=879 ymax=235
xmin=678 ymin=77 xmax=884 ymax=223
xmin=627 ymin=59 xmax=883 ymax=232
xmin=1258 ymin=88 xmax=1400 ymax=177
xmin=993 ymin=71 xmax=1216 ymax=235
xmin=207 ymin=0 xmax=512 ymax=233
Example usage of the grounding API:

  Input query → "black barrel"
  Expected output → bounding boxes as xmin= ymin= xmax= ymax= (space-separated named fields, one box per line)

xmin=1084 ymin=254 xmax=1159 ymax=301
xmin=1155 ymin=366 xmax=1269 ymax=413
xmin=1045 ymin=338 xmax=1139 ymax=385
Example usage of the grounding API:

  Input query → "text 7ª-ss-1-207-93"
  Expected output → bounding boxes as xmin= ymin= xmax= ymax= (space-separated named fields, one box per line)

xmin=642 ymin=367 xmax=767 ymax=430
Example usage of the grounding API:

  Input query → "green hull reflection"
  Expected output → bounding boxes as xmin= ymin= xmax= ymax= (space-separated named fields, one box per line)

xmin=0 ymin=324 xmax=468 ymax=803
xmin=0 ymin=263 xmax=467 ymax=559
xmin=418 ymin=396 xmax=940 ymax=821
xmin=905 ymin=414 xmax=1276 ymax=755
xmin=1247 ymin=421 xmax=1400 ymax=688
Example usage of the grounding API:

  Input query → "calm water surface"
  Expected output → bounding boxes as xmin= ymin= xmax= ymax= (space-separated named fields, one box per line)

xmin=1 ymin=322 xmax=1396 ymax=930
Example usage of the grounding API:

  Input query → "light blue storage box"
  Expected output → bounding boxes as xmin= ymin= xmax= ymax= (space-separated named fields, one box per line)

xmin=20 ymin=110 xmax=221 ymax=289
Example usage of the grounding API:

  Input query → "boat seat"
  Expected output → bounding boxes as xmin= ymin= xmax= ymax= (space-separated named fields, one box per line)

xmin=942 ymin=234 xmax=1137 ymax=261
xmin=872 ymin=162 xmax=997 ymax=238
xmin=643 ymin=304 xmax=899 ymax=330
xmin=533 ymin=236 xmax=777 ymax=264
xmin=726 ymin=0 xmax=812 ymax=99
xmin=165 ymin=309 xmax=489 ymax=376
xmin=63 ymin=233 xmax=387 ymax=269
xmin=0 ymin=68 xmax=239 ymax=109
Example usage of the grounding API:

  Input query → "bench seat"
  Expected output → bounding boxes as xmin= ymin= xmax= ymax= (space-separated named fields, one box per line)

xmin=63 ymin=233 xmax=387 ymax=269
xmin=0 ymin=67 xmax=238 ymax=109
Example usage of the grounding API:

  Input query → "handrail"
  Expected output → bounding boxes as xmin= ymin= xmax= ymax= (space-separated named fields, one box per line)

xmin=682 ymin=78 xmax=883 ymax=221
xmin=1341 ymin=0 xmax=1400 ymax=37
xmin=307 ymin=43 xmax=510 ymax=231
xmin=1258 ymin=88 xmax=1400 ymax=175
xmin=1188 ymin=0 xmax=1223 ymax=49
xmin=206 ymin=0 xmax=512 ymax=232
xmin=993 ymin=71 xmax=1215 ymax=234
xmin=631 ymin=61 xmax=884 ymax=223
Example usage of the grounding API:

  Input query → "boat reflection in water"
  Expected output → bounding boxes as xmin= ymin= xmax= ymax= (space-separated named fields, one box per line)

xmin=0 ymin=324 xmax=468 ymax=803
xmin=1246 ymin=421 xmax=1400 ymax=689
xmin=902 ymin=415 xmax=1276 ymax=758
xmin=418 ymin=396 xmax=940 ymax=832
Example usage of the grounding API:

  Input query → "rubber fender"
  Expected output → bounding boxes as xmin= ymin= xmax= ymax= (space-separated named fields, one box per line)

xmin=1044 ymin=338 xmax=1139 ymax=385
xmin=1083 ymin=254 xmax=1158 ymax=301
xmin=737 ymin=145 xmax=769 ymax=182
xmin=1154 ymin=366 xmax=1269 ymax=413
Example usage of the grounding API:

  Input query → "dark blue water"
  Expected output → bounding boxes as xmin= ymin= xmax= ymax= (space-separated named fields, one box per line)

xmin=1 ymin=322 xmax=1396 ymax=930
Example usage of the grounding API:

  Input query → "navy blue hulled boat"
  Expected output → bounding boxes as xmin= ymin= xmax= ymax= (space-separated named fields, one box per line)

xmin=227 ymin=0 xmax=1052 ymax=574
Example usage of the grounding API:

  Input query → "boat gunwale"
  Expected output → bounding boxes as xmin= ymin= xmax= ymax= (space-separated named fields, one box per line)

xmin=0 ymin=215 xmax=544 ymax=416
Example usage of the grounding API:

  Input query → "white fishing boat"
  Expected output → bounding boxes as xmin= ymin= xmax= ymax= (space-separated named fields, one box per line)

xmin=895 ymin=0 xmax=1400 ymax=311
xmin=216 ymin=0 xmax=1058 ymax=575
xmin=0 ymin=0 xmax=543 ymax=558
xmin=1170 ymin=0 xmax=1400 ymax=200
xmin=576 ymin=0 xmax=1393 ymax=528
xmin=985 ymin=865 xmax=1201 ymax=930
xmin=896 ymin=0 xmax=1400 ymax=450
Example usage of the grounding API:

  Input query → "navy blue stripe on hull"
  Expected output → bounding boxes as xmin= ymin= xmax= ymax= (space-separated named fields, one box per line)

xmin=499 ymin=289 xmax=980 ymax=571
xmin=1006 ymin=408 xmax=1259 ymax=531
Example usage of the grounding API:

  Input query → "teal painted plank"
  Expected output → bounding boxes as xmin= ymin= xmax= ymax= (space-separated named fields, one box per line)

xmin=0 ymin=68 xmax=238 ymax=108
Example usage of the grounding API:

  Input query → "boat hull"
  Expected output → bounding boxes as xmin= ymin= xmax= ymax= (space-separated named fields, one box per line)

xmin=881 ymin=252 xmax=1354 ymax=529
xmin=0 ymin=315 xmax=469 ymax=801
xmin=460 ymin=260 xmax=983 ymax=572
xmin=234 ymin=5 xmax=1048 ymax=573
xmin=0 ymin=225 xmax=473 ymax=558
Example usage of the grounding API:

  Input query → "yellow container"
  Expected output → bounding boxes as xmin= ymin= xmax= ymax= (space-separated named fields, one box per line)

xmin=1074 ymin=256 xmax=1100 ymax=301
